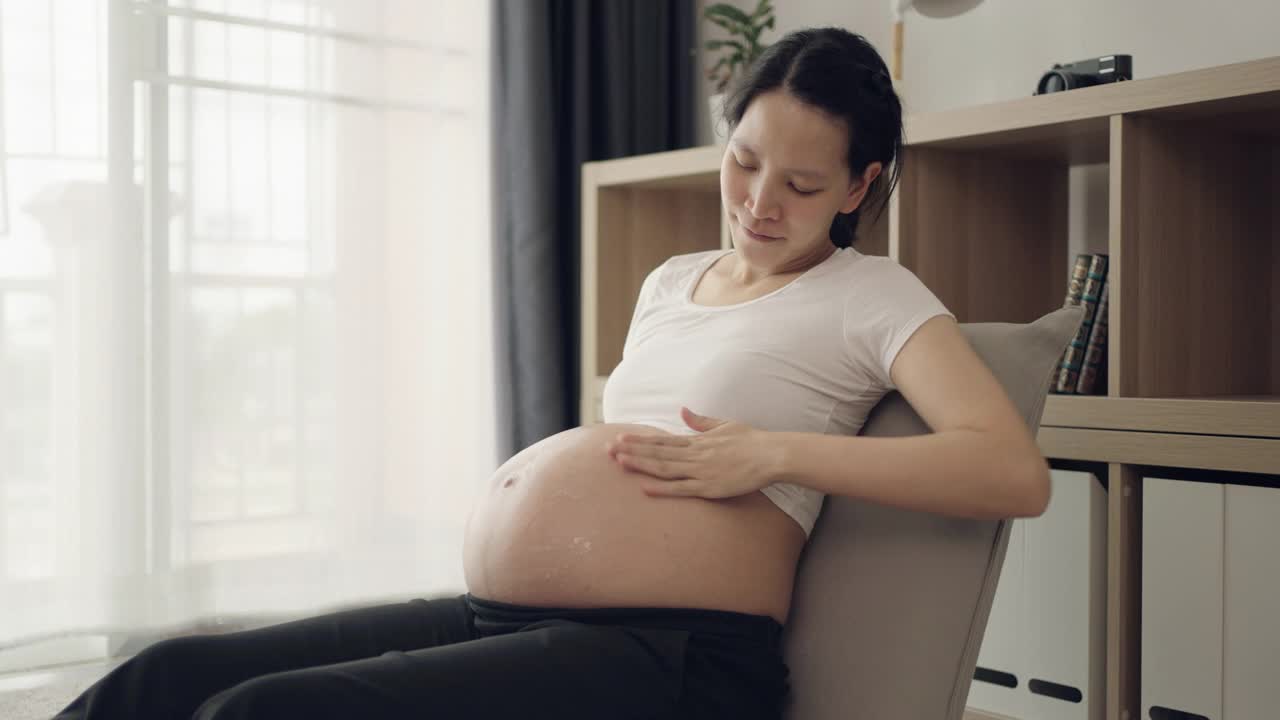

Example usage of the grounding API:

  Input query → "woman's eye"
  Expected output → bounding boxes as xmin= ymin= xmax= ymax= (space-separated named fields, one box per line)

xmin=733 ymin=155 xmax=817 ymax=194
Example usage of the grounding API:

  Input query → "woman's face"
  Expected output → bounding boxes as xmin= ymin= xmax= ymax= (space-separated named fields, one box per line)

xmin=721 ymin=89 xmax=880 ymax=273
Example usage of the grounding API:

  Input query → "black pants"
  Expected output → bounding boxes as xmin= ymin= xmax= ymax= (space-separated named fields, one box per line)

xmin=54 ymin=593 xmax=791 ymax=719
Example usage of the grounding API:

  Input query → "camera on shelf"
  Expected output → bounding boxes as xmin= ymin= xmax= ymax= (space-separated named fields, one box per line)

xmin=1034 ymin=55 xmax=1133 ymax=95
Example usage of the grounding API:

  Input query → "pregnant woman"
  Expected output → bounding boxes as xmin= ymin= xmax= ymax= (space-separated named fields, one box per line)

xmin=56 ymin=27 xmax=1049 ymax=720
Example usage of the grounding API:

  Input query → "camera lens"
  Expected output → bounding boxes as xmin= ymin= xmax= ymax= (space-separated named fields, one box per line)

xmin=1036 ymin=71 xmax=1068 ymax=94
xmin=1036 ymin=70 xmax=1106 ymax=95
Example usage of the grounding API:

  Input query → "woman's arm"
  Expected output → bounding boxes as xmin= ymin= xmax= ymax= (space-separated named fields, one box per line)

xmin=776 ymin=315 xmax=1050 ymax=520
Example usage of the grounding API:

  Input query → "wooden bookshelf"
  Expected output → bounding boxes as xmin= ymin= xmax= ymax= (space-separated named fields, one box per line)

xmin=580 ymin=55 xmax=1280 ymax=720
xmin=1044 ymin=395 xmax=1280 ymax=439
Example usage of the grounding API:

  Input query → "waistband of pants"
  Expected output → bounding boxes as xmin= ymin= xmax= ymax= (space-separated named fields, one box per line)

xmin=463 ymin=593 xmax=783 ymax=647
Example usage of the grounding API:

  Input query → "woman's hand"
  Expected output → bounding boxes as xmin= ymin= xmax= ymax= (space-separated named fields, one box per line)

xmin=605 ymin=407 xmax=784 ymax=499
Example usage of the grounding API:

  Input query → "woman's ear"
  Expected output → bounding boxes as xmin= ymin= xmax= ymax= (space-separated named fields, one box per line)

xmin=839 ymin=161 xmax=883 ymax=214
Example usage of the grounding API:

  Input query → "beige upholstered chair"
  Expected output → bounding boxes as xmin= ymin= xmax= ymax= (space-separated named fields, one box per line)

xmin=782 ymin=306 xmax=1084 ymax=720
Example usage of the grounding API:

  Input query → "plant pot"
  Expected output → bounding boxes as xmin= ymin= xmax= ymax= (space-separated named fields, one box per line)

xmin=707 ymin=92 xmax=729 ymax=143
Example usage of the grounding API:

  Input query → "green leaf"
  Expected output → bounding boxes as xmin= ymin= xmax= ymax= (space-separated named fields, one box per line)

xmin=706 ymin=14 xmax=745 ymax=36
xmin=704 ymin=39 xmax=746 ymax=54
xmin=751 ymin=0 xmax=774 ymax=22
xmin=703 ymin=1 xmax=740 ymax=17
xmin=704 ymin=5 xmax=747 ymax=32
xmin=708 ymin=3 xmax=753 ymax=27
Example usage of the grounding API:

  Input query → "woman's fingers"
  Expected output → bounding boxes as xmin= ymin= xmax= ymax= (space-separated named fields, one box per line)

xmin=608 ymin=433 xmax=690 ymax=460
xmin=615 ymin=433 xmax=690 ymax=447
xmin=615 ymin=453 xmax=692 ymax=479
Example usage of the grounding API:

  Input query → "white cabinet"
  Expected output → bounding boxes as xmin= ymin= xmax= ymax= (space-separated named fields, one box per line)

xmin=1141 ymin=476 xmax=1223 ymax=720
xmin=968 ymin=469 xmax=1107 ymax=720
xmin=1142 ymin=477 xmax=1280 ymax=720
xmin=969 ymin=519 xmax=1027 ymax=716
xmin=1222 ymin=484 xmax=1280 ymax=719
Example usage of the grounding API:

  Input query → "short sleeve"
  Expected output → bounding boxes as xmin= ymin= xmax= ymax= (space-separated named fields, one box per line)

xmin=622 ymin=263 xmax=664 ymax=358
xmin=843 ymin=258 xmax=956 ymax=390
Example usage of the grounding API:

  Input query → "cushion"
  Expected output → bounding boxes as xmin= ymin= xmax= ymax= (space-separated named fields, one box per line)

xmin=782 ymin=305 xmax=1084 ymax=720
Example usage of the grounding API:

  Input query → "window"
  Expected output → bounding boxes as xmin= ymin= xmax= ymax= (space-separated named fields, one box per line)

xmin=0 ymin=0 xmax=493 ymax=670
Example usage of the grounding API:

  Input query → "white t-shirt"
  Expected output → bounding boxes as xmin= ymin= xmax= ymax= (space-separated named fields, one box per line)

xmin=602 ymin=246 xmax=955 ymax=538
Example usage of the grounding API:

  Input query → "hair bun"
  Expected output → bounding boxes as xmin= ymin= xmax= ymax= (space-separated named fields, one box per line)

xmin=871 ymin=70 xmax=893 ymax=96
xmin=858 ymin=65 xmax=893 ymax=99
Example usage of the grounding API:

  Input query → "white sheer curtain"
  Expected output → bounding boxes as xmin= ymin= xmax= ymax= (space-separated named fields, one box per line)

xmin=0 ymin=0 xmax=494 ymax=671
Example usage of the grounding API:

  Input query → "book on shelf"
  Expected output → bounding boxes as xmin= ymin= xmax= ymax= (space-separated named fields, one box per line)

xmin=1053 ymin=253 xmax=1109 ymax=395
xmin=1076 ymin=278 xmax=1108 ymax=395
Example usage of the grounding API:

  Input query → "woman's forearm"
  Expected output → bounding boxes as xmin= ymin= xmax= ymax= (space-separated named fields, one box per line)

xmin=773 ymin=429 xmax=1050 ymax=520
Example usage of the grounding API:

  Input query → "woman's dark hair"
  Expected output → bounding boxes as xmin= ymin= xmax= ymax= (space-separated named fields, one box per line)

xmin=720 ymin=27 xmax=904 ymax=249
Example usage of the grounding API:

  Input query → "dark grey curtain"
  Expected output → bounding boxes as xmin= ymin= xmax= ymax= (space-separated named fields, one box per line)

xmin=491 ymin=1 xmax=697 ymax=462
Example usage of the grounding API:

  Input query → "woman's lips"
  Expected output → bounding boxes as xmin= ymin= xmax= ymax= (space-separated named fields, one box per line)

xmin=741 ymin=224 xmax=783 ymax=242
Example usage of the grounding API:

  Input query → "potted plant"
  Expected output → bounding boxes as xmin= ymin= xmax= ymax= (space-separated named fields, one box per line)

xmin=703 ymin=0 xmax=775 ymax=141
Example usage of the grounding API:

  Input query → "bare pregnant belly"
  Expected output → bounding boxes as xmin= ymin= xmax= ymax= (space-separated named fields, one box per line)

xmin=462 ymin=423 xmax=806 ymax=625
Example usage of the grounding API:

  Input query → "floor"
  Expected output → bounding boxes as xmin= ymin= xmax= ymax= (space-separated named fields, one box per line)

xmin=1 ymin=596 xmax=423 ymax=718
xmin=0 ymin=615 xmax=278 ymax=720
xmin=0 ymin=658 xmax=123 ymax=720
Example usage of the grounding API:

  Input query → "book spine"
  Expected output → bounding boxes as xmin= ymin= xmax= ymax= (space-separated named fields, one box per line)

xmin=1070 ymin=274 xmax=1111 ymax=394
xmin=1056 ymin=254 xmax=1108 ymax=393
xmin=1075 ymin=276 xmax=1110 ymax=394
xmin=1053 ymin=253 xmax=1098 ymax=393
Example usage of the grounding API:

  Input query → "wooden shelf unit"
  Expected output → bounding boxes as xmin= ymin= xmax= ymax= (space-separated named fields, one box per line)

xmin=580 ymin=55 xmax=1280 ymax=720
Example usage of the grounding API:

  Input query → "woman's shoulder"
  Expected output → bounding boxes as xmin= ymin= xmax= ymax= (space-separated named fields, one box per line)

xmin=839 ymin=251 xmax=954 ymax=323
xmin=631 ymin=250 xmax=721 ymax=305
xmin=835 ymin=250 xmax=924 ymax=289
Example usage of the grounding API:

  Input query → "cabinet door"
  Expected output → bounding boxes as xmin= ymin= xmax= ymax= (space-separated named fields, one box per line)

xmin=969 ymin=518 xmax=1028 ymax=718
xmin=1023 ymin=470 xmax=1106 ymax=720
xmin=1142 ymin=476 xmax=1223 ymax=720
xmin=1223 ymin=484 xmax=1280 ymax=720
xmin=969 ymin=470 xmax=1107 ymax=720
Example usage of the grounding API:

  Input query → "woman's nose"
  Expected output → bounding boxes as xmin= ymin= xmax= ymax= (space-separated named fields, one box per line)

xmin=745 ymin=179 xmax=780 ymax=221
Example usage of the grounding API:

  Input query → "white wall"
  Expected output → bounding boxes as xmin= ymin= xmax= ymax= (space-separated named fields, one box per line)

xmin=693 ymin=0 xmax=1280 ymax=261
xmin=696 ymin=0 xmax=1280 ymax=137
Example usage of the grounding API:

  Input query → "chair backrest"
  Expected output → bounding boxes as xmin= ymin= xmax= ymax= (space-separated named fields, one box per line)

xmin=781 ymin=306 xmax=1083 ymax=720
